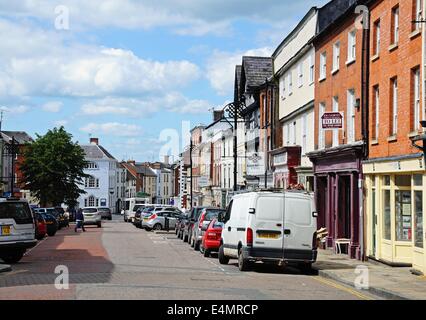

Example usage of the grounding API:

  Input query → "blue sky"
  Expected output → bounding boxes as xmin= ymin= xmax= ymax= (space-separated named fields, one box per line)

xmin=0 ymin=0 xmax=327 ymax=162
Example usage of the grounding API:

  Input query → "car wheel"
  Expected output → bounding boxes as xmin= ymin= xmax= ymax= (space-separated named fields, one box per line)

xmin=218 ymin=245 xmax=229 ymax=265
xmin=97 ymin=222 xmax=102 ymax=228
xmin=108 ymin=217 xmax=112 ymax=221
xmin=194 ymin=240 xmax=200 ymax=251
xmin=238 ymin=247 xmax=250 ymax=272
xmin=1 ymin=251 xmax=25 ymax=264
xmin=203 ymin=249 xmax=210 ymax=258
xmin=36 ymin=234 xmax=45 ymax=241
xmin=124 ymin=217 xmax=128 ymax=222
xmin=153 ymin=224 xmax=162 ymax=231
xmin=183 ymin=234 xmax=188 ymax=242
xmin=47 ymin=231 xmax=56 ymax=237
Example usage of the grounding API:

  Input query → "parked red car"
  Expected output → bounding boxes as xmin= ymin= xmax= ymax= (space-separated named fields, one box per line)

xmin=34 ymin=212 xmax=47 ymax=240
xmin=200 ymin=218 xmax=224 ymax=257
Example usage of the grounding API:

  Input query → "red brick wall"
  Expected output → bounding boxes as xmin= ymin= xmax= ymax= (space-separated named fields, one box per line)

xmin=314 ymin=15 xmax=363 ymax=149
xmin=369 ymin=0 xmax=422 ymax=158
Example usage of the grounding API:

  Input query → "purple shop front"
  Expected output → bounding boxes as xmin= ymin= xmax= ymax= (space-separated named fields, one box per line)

xmin=308 ymin=143 xmax=364 ymax=260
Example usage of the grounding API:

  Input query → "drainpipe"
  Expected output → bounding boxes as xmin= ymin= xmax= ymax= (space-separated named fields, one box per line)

xmin=422 ymin=0 xmax=426 ymax=130
xmin=359 ymin=6 xmax=371 ymax=261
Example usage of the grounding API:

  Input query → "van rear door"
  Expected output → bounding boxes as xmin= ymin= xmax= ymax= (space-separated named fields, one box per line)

xmin=253 ymin=195 xmax=284 ymax=258
xmin=283 ymin=194 xmax=315 ymax=261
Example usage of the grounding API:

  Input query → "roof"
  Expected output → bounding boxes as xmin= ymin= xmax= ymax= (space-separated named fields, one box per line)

xmin=240 ymin=56 xmax=273 ymax=94
xmin=134 ymin=164 xmax=157 ymax=177
xmin=80 ymin=144 xmax=116 ymax=160
xmin=1 ymin=131 xmax=33 ymax=144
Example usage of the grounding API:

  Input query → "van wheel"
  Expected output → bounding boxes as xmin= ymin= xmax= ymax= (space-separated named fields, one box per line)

xmin=218 ymin=245 xmax=229 ymax=265
xmin=1 ymin=251 xmax=24 ymax=264
xmin=298 ymin=262 xmax=313 ymax=274
xmin=238 ymin=248 xmax=251 ymax=272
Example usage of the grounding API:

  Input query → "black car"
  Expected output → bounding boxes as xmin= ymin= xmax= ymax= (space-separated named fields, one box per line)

xmin=40 ymin=213 xmax=58 ymax=236
xmin=182 ymin=207 xmax=207 ymax=243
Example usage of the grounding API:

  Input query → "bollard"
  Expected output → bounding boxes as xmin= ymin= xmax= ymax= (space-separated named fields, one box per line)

xmin=164 ymin=217 xmax=169 ymax=232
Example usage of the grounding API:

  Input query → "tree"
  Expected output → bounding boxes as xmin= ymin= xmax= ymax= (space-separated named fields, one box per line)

xmin=20 ymin=127 xmax=88 ymax=207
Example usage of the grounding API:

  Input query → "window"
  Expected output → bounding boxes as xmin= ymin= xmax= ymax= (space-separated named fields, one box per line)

xmin=395 ymin=190 xmax=412 ymax=242
xmin=280 ymin=77 xmax=286 ymax=99
xmin=333 ymin=41 xmax=340 ymax=72
xmin=302 ymin=114 xmax=307 ymax=155
xmin=319 ymin=102 xmax=326 ymax=149
xmin=348 ymin=31 xmax=356 ymax=62
xmin=285 ymin=124 xmax=290 ymax=146
xmin=319 ymin=52 xmax=327 ymax=80
xmin=287 ymin=72 xmax=293 ymax=94
xmin=383 ymin=190 xmax=391 ymax=240
xmin=87 ymin=196 xmax=96 ymax=207
xmin=413 ymin=0 xmax=423 ymax=31
xmin=347 ymin=89 xmax=355 ymax=143
xmin=414 ymin=190 xmax=423 ymax=248
xmin=373 ymin=20 xmax=381 ymax=55
xmin=373 ymin=86 xmax=380 ymax=140
xmin=412 ymin=67 xmax=421 ymax=132
xmin=332 ymin=96 xmax=339 ymax=147
xmin=392 ymin=6 xmax=399 ymax=45
xmin=391 ymin=77 xmax=398 ymax=136
xmin=298 ymin=62 xmax=303 ymax=87
xmin=85 ymin=162 xmax=98 ymax=169
xmin=309 ymin=54 xmax=315 ymax=84
xmin=290 ymin=121 xmax=296 ymax=145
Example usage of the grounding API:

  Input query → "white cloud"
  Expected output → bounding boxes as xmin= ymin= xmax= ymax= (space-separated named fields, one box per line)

xmin=81 ymin=93 xmax=211 ymax=117
xmin=0 ymin=105 xmax=29 ymax=114
xmin=0 ymin=1 xmax=326 ymax=36
xmin=0 ymin=19 xmax=200 ymax=98
xmin=80 ymin=122 xmax=142 ymax=137
xmin=42 ymin=101 xmax=63 ymax=113
xmin=206 ymin=47 xmax=273 ymax=96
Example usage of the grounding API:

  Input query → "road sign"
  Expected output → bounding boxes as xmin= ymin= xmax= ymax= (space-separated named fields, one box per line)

xmin=322 ymin=112 xmax=343 ymax=130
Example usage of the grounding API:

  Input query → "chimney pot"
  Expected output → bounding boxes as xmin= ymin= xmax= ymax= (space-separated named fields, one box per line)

xmin=90 ymin=138 xmax=99 ymax=145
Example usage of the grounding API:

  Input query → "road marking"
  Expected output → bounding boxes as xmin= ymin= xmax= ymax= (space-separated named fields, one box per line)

xmin=312 ymin=276 xmax=373 ymax=300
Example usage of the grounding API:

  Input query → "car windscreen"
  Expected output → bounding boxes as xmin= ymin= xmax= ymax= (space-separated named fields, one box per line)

xmin=204 ymin=209 xmax=224 ymax=221
xmin=133 ymin=205 xmax=144 ymax=212
xmin=98 ymin=208 xmax=111 ymax=212
xmin=83 ymin=208 xmax=97 ymax=213
xmin=212 ymin=220 xmax=224 ymax=229
xmin=46 ymin=208 xmax=59 ymax=216
xmin=0 ymin=202 xmax=33 ymax=224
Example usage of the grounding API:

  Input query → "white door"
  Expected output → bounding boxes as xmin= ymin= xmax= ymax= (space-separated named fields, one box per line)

xmin=283 ymin=195 xmax=315 ymax=254
xmin=253 ymin=195 xmax=284 ymax=255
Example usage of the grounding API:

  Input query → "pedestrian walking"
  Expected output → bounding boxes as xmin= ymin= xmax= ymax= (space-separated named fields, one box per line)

xmin=75 ymin=208 xmax=86 ymax=232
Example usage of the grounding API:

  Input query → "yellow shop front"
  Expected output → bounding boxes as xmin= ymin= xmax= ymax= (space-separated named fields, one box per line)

xmin=363 ymin=154 xmax=426 ymax=274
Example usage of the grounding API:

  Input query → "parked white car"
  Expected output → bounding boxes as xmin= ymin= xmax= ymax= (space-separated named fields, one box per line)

xmin=82 ymin=207 xmax=102 ymax=228
xmin=0 ymin=198 xmax=37 ymax=263
xmin=219 ymin=191 xmax=318 ymax=272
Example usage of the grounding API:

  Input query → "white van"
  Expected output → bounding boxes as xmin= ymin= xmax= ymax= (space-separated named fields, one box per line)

xmin=219 ymin=191 xmax=318 ymax=271
xmin=0 ymin=198 xmax=37 ymax=263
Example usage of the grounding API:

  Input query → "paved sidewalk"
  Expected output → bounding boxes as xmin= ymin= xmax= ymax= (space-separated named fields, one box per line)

xmin=313 ymin=249 xmax=426 ymax=300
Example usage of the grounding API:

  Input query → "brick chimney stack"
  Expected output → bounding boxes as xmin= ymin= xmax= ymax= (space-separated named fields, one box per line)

xmin=90 ymin=138 xmax=99 ymax=145
xmin=127 ymin=160 xmax=136 ymax=166
xmin=213 ymin=110 xmax=224 ymax=122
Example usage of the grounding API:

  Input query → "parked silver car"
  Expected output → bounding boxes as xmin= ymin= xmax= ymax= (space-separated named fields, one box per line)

xmin=191 ymin=207 xmax=225 ymax=251
xmin=97 ymin=207 xmax=112 ymax=220
xmin=82 ymin=207 xmax=102 ymax=227
xmin=142 ymin=206 xmax=181 ymax=229
xmin=144 ymin=211 xmax=179 ymax=231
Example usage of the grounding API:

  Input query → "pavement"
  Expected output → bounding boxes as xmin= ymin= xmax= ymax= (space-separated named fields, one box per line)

xmin=313 ymin=249 xmax=426 ymax=300
xmin=0 ymin=216 xmax=380 ymax=300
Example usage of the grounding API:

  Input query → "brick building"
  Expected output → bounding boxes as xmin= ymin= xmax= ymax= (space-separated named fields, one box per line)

xmin=363 ymin=0 xmax=425 ymax=274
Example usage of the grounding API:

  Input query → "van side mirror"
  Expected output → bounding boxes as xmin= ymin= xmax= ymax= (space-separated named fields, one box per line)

xmin=312 ymin=211 xmax=318 ymax=218
xmin=248 ymin=208 xmax=255 ymax=214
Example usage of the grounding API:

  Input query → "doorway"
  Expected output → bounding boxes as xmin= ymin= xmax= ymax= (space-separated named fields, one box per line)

xmin=338 ymin=175 xmax=351 ymax=252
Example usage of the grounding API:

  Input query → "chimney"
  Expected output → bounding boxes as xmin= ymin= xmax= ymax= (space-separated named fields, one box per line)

xmin=127 ymin=160 xmax=136 ymax=166
xmin=213 ymin=110 xmax=224 ymax=122
xmin=90 ymin=138 xmax=99 ymax=145
xmin=163 ymin=155 xmax=170 ymax=165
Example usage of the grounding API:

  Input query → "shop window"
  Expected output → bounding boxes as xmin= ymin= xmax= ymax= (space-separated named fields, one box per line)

xmin=414 ymin=174 xmax=423 ymax=186
xmin=414 ymin=191 xmax=423 ymax=248
xmin=395 ymin=175 xmax=411 ymax=187
xmin=383 ymin=175 xmax=391 ymax=186
xmin=383 ymin=190 xmax=391 ymax=240
xmin=395 ymin=191 xmax=412 ymax=242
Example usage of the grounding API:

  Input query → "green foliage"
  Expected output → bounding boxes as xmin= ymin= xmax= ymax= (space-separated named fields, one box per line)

xmin=20 ymin=127 xmax=88 ymax=207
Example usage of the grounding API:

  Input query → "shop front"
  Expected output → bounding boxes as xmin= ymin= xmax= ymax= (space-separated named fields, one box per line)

xmin=363 ymin=154 xmax=426 ymax=274
xmin=308 ymin=142 xmax=364 ymax=259
xmin=270 ymin=146 xmax=301 ymax=189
